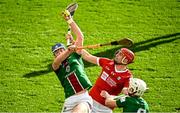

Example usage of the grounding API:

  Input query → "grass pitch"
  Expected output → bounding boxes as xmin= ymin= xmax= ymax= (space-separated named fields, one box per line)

xmin=0 ymin=0 xmax=179 ymax=112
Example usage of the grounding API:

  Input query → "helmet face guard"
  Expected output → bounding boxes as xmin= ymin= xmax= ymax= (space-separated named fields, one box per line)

xmin=114 ymin=48 xmax=134 ymax=65
xmin=52 ymin=43 xmax=66 ymax=53
xmin=121 ymin=48 xmax=134 ymax=64
xmin=128 ymin=78 xmax=147 ymax=97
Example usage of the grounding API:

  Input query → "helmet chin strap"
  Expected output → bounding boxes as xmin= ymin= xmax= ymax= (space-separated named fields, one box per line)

xmin=114 ymin=60 xmax=127 ymax=65
xmin=114 ymin=60 xmax=124 ymax=65
xmin=121 ymin=57 xmax=128 ymax=65
xmin=114 ymin=56 xmax=128 ymax=65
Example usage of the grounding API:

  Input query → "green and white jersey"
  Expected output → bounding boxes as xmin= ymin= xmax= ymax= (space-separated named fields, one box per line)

xmin=116 ymin=95 xmax=149 ymax=113
xmin=54 ymin=53 xmax=92 ymax=98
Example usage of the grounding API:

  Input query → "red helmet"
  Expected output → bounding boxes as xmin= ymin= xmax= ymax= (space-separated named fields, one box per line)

xmin=121 ymin=48 xmax=134 ymax=64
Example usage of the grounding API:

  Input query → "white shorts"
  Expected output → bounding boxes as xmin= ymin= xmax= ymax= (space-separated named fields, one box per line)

xmin=91 ymin=100 xmax=112 ymax=113
xmin=61 ymin=91 xmax=93 ymax=113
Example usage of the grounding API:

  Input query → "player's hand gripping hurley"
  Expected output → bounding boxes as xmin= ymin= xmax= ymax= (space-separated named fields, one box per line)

xmin=65 ymin=3 xmax=78 ymax=46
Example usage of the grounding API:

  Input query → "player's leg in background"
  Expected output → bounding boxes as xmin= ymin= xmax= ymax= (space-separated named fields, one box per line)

xmin=72 ymin=102 xmax=91 ymax=113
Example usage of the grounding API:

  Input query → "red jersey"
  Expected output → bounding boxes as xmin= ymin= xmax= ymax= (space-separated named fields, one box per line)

xmin=89 ymin=58 xmax=132 ymax=107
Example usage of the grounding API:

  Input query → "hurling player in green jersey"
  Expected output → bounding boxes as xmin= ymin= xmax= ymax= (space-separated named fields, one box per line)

xmin=101 ymin=78 xmax=149 ymax=113
xmin=51 ymin=10 xmax=92 ymax=113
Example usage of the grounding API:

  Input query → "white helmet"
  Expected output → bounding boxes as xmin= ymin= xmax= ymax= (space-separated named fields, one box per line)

xmin=128 ymin=78 xmax=147 ymax=97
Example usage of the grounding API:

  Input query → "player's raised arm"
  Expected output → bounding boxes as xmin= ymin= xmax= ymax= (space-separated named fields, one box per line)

xmin=62 ymin=10 xmax=83 ymax=48
xmin=80 ymin=49 xmax=99 ymax=65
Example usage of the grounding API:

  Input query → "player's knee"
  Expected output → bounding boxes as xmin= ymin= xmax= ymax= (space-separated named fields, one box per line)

xmin=72 ymin=102 xmax=90 ymax=113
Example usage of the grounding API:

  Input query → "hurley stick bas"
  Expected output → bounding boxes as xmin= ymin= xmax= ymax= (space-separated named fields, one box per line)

xmin=77 ymin=38 xmax=134 ymax=50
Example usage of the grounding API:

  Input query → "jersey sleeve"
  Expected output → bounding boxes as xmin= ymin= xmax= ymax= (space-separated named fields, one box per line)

xmin=98 ymin=58 xmax=111 ymax=67
xmin=72 ymin=52 xmax=81 ymax=59
xmin=116 ymin=95 xmax=128 ymax=108
xmin=52 ymin=65 xmax=60 ymax=75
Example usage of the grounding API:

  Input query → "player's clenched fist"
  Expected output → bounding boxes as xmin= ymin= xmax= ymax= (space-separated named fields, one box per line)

xmin=67 ymin=45 xmax=76 ymax=52
xmin=62 ymin=10 xmax=72 ymax=21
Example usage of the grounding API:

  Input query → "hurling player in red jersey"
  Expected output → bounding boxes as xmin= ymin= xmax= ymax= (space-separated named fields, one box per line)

xmin=80 ymin=48 xmax=135 ymax=113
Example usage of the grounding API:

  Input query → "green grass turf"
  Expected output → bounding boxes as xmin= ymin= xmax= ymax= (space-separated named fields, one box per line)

xmin=0 ymin=0 xmax=180 ymax=112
